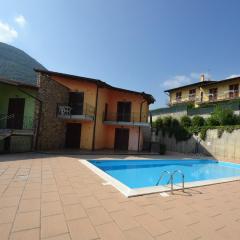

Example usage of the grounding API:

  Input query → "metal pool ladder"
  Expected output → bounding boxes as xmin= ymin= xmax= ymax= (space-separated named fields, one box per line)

xmin=156 ymin=170 xmax=185 ymax=193
xmin=156 ymin=171 xmax=171 ymax=186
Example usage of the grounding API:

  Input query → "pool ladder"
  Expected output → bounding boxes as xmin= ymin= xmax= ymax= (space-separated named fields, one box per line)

xmin=156 ymin=170 xmax=185 ymax=193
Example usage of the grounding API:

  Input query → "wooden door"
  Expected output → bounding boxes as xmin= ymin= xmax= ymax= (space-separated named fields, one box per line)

xmin=69 ymin=92 xmax=84 ymax=115
xmin=7 ymin=98 xmax=25 ymax=129
xmin=65 ymin=123 xmax=81 ymax=148
xmin=114 ymin=128 xmax=129 ymax=151
xmin=117 ymin=102 xmax=131 ymax=122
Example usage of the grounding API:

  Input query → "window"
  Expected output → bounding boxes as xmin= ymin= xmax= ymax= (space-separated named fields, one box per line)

xmin=229 ymin=84 xmax=239 ymax=98
xmin=176 ymin=92 xmax=182 ymax=102
xmin=189 ymin=89 xmax=196 ymax=101
xmin=209 ymin=88 xmax=218 ymax=101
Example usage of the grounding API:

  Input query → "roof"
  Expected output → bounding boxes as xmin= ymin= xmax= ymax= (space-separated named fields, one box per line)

xmin=0 ymin=77 xmax=38 ymax=90
xmin=34 ymin=69 xmax=155 ymax=104
xmin=164 ymin=80 xmax=216 ymax=93
xmin=201 ymin=76 xmax=240 ymax=88
xmin=164 ymin=75 xmax=240 ymax=93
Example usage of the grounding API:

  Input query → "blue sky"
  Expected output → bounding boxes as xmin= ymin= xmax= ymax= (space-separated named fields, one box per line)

xmin=1 ymin=0 xmax=240 ymax=109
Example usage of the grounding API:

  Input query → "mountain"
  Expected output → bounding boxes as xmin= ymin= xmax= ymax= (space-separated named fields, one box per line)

xmin=0 ymin=42 xmax=46 ymax=85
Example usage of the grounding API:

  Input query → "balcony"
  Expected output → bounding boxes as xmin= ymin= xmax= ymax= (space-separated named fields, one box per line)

xmin=0 ymin=113 xmax=34 ymax=140
xmin=103 ymin=112 xmax=150 ymax=127
xmin=57 ymin=103 xmax=95 ymax=121
xmin=197 ymin=90 xmax=240 ymax=105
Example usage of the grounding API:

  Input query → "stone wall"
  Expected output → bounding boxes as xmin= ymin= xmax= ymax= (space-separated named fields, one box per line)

xmin=156 ymin=129 xmax=240 ymax=163
xmin=35 ymin=74 xmax=69 ymax=150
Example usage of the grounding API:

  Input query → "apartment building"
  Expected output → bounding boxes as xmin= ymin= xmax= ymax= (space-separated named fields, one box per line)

xmin=34 ymin=69 xmax=155 ymax=151
xmin=151 ymin=75 xmax=240 ymax=119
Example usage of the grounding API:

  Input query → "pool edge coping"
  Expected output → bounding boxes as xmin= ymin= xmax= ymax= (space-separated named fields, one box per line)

xmin=79 ymin=159 xmax=240 ymax=197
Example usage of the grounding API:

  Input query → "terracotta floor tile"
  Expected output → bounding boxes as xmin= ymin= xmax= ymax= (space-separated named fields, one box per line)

xmin=60 ymin=194 xmax=80 ymax=205
xmin=22 ymin=190 xmax=41 ymax=199
xmin=135 ymin=214 xmax=171 ymax=237
xmin=42 ymin=192 xmax=60 ymax=203
xmin=44 ymin=233 xmax=71 ymax=240
xmin=100 ymin=198 xmax=124 ymax=212
xmin=0 ymin=223 xmax=12 ymax=240
xmin=41 ymin=201 xmax=63 ymax=217
xmin=110 ymin=210 xmax=139 ymax=230
xmin=120 ymin=201 xmax=146 ymax=217
xmin=96 ymin=222 xmax=126 ymax=240
xmin=0 ymin=206 xmax=17 ymax=223
xmin=123 ymin=226 xmax=154 ymax=240
xmin=12 ymin=211 xmax=40 ymax=232
xmin=41 ymin=184 xmax=58 ymax=193
xmin=18 ymin=198 xmax=40 ymax=213
xmin=10 ymin=228 xmax=40 ymax=240
xmin=86 ymin=206 xmax=112 ymax=226
xmin=63 ymin=203 xmax=86 ymax=220
xmin=1 ymin=154 xmax=240 ymax=240
xmin=41 ymin=214 xmax=68 ymax=239
xmin=0 ymin=196 xmax=21 ymax=208
xmin=67 ymin=218 xmax=98 ymax=240
xmin=80 ymin=196 xmax=100 ymax=209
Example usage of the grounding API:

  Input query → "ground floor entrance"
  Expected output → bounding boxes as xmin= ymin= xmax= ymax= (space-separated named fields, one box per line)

xmin=65 ymin=123 xmax=81 ymax=148
xmin=114 ymin=128 xmax=129 ymax=151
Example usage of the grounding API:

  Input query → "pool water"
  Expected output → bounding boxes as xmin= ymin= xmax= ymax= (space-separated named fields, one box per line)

xmin=89 ymin=160 xmax=240 ymax=189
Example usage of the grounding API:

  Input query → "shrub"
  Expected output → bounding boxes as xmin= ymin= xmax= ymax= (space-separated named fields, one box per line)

xmin=162 ymin=116 xmax=172 ymax=128
xmin=171 ymin=118 xmax=180 ymax=128
xmin=159 ymin=144 xmax=166 ymax=155
xmin=206 ymin=115 xmax=220 ymax=126
xmin=155 ymin=117 xmax=163 ymax=129
xmin=180 ymin=115 xmax=192 ymax=128
xmin=192 ymin=115 xmax=205 ymax=127
xmin=200 ymin=127 xmax=208 ymax=140
xmin=211 ymin=106 xmax=236 ymax=125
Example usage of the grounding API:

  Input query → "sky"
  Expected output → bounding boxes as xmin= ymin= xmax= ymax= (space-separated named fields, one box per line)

xmin=1 ymin=0 xmax=240 ymax=109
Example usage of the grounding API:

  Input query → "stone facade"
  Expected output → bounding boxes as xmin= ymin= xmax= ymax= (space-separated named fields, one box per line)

xmin=35 ymin=74 xmax=69 ymax=150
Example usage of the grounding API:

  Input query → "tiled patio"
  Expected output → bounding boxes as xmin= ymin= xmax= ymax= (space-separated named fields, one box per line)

xmin=0 ymin=153 xmax=239 ymax=240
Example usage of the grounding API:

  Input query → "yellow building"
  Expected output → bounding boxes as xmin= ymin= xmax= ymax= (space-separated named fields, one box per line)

xmin=166 ymin=75 xmax=240 ymax=107
xmin=34 ymin=69 xmax=155 ymax=151
xmin=151 ymin=75 xmax=240 ymax=120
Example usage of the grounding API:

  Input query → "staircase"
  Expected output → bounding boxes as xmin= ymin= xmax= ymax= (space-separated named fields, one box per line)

xmin=0 ymin=129 xmax=12 ymax=140
xmin=0 ymin=114 xmax=14 ymax=140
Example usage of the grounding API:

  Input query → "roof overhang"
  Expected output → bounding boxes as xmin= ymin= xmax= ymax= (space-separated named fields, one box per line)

xmin=34 ymin=69 xmax=155 ymax=104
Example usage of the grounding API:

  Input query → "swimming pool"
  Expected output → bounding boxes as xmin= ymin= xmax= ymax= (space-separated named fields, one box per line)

xmin=82 ymin=159 xmax=240 ymax=197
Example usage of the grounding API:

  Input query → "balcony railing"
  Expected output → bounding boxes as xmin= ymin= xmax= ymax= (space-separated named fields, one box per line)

xmin=0 ymin=113 xmax=34 ymax=130
xmin=57 ymin=103 xmax=95 ymax=120
xmin=103 ymin=112 xmax=148 ymax=123
xmin=170 ymin=90 xmax=240 ymax=105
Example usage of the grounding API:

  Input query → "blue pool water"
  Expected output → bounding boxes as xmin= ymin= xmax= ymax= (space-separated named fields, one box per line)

xmin=89 ymin=160 xmax=240 ymax=189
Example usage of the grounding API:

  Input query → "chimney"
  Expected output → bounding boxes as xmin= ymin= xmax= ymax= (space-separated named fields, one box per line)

xmin=200 ymin=74 xmax=205 ymax=82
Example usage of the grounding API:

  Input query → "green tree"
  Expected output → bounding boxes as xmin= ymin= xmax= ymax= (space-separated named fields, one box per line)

xmin=180 ymin=115 xmax=192 ymax=128
xmin=192 ymin=115 xmax=205 ymax=127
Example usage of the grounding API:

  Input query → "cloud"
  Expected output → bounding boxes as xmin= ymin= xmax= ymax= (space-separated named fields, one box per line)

xmin=15 ymin=15 xmax=26 ymax=28
xmin=163 ymin=72 xmax=211 ymax=89
xmin=0 ymin=20 xmax=18 ymax=43
xmin=227 ymin=74 xmax=240 ymax=79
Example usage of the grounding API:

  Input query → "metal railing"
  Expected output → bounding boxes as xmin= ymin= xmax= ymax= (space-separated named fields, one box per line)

xmin=156 ymin=170 xmax=185 ymax=193
xmin=103 ymin=112 xmax=148 ymax=123
xmin=0 ymin=113 xmax=34 ymax=130
xmin=171 ymin=91 xmax=240 ymax=106
xmin=57 ymin=103 xmax=95 ymax=118
xmin=170 ymin=170 xmax=185 ymax=193
xmin=156 ymin=171 xmax=171 ymax=186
